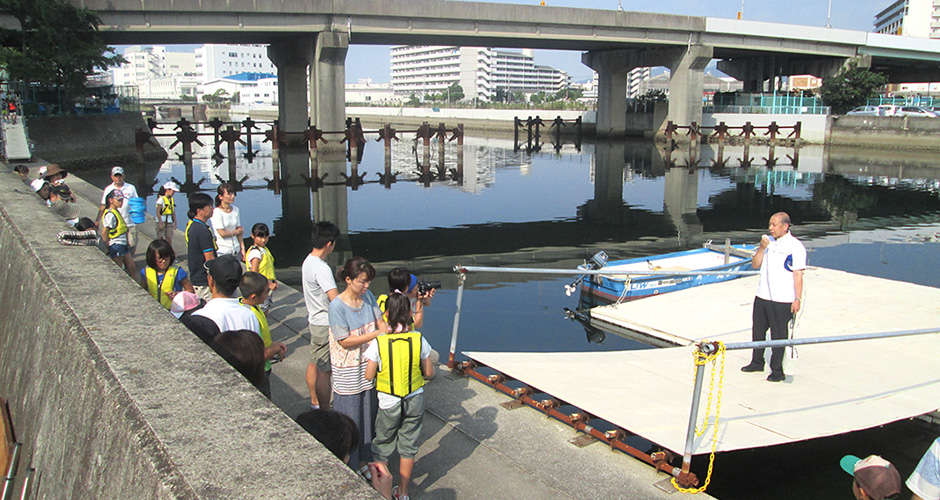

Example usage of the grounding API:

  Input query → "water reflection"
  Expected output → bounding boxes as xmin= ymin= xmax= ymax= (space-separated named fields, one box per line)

xmin=101 ymin=129 xmax=940 ymax=274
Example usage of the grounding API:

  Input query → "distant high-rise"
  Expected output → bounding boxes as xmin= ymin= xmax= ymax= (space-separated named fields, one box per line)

xmin=627 ymin=67 xmax=651 ymax=98
xmin=390 ymin=46 xmax=570 ymax=101
xmin=873 ymin=0 xmax=940 ymax=38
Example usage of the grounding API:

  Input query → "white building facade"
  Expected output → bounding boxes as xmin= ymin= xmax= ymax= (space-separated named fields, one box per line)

xmin=112 ymin=45 xmax=166 ymax=87
xmin=194 ymin=44 xmax=277 ymax=83
xmin=874 ymin=0 xmax=940 ymax=38
xmin=198 ymin=73 xmax=278 ymax=105
xmin=390 ymin=46 xmax=569 ymax=101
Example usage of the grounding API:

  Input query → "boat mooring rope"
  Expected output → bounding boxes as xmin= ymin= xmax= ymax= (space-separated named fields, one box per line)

xmin=673 ymin=342 xmax=726 ymax=494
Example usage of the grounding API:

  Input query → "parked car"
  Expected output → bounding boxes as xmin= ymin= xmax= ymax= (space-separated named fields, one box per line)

xmin=878 ymin=105 xmax=900 ymax=117
xmin=895 ymin=106 xmax=938 ymax=118
xmin=928 ymin=106 xmax=940 ymax=115
xmin=846 ymin=106 xmax=882 ymax=116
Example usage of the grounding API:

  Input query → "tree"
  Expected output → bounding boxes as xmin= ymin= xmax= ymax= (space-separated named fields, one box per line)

xmin=202 ymin=88 xmax=231 ymax=103
xmin=555 ymin=87 xmax=583 ymax=101
xmin=0 ymin=0 xmax=125 ymax=100
xmin=818 ymin=61 xmax=888 ymax=115
xmin=494 ymin=88 xmax=508 ymax=103
xmin=445 ymin=82 xmax=464 ymax=103
xmin=406 ymin=92 xmax=420 ymax=106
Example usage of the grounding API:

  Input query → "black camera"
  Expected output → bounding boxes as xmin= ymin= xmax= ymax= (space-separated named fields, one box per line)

xmin=416 ymin=280 xmax=441 ymax=295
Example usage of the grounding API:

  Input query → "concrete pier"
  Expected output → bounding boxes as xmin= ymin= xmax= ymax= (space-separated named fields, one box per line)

xmin=0 ymin=163 xmax=710 ymax=499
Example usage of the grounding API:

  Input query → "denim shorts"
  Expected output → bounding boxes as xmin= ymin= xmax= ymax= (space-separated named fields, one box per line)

xmin=108 ymin=243 xmax=129 ymax=258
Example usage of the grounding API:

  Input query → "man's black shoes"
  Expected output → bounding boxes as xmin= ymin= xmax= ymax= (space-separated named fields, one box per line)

xmin=740 ymin=363 xmax=764 ymax=373
xmin=767 ymin=371 xmax=786 ymax=382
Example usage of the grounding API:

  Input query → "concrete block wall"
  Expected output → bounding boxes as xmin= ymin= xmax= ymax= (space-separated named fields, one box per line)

xmin=26 ymin=113 xmax=167 ymax=168
xmin=0 ymin=172 xmax=380 ymax=499
xmin=829 ymin=115 xmax=940 ymax=150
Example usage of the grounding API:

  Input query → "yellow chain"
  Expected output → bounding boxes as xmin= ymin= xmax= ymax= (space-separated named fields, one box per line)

xmin=671 ymin=342 xmax=726 ymax=494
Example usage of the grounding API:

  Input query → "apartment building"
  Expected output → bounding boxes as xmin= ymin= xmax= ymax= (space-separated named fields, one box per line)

xmin=873 ymin=0 xmax=940 ymax=38
xmin=390 ymin=45 xmax=569 ymax=101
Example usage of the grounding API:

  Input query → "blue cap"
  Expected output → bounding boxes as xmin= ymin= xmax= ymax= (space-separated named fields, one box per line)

xmin=407 ymin=274 xmax=418 ymax=293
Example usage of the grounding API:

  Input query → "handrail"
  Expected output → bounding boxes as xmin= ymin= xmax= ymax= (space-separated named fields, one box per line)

xmin=680 ymin=326 xmax=940 ymax=486
xmin=454 ymin=265 xmax=758 ymax=277
xmin=446 ymin=263 xmax=758 ymax=365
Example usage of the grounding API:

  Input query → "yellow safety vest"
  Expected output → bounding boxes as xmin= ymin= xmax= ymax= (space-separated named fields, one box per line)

xmin=105 ymin=208 xmax=127 ymax=239
xmin=185 ymin=219 xmax=217 ymax=250
xmin=246 ymin=245 xmax=276 ymax=281
xmin=242 ymin=300 xmax=273 ymax=371
xmin=158 ymin=195 xmax=174 ymax=216
xmin=375 ymin=331 xmax=425 ymax=398
xmin=146 ymin=266 xmax=179 ymax=310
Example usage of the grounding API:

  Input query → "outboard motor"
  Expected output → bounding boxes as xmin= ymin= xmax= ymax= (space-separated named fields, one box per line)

xmin=564 ymin=251 xmax=609 ymax=296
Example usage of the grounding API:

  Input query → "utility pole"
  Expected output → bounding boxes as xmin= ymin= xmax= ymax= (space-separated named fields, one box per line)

xmin=826 ymin=0 xmax=832 ymax=28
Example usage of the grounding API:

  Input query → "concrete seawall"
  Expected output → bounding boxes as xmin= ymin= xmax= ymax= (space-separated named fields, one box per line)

xmin=26 ymin=113 xmax=167 ymax=168
xmin=829 ymin=115 xmax=940 ymax=150
xmin=0 ymin=170 xmax=379 ymax=499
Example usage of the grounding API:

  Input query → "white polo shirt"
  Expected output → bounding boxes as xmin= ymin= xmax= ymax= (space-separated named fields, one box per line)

xmin=193 ymin=297 xmax=260 ymax=334
xmin=756 ymin=232 xmax=806 ymax=303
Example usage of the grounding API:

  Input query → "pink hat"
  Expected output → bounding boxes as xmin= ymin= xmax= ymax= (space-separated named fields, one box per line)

xmin=170 ymin=291 xmax=201 ymax=318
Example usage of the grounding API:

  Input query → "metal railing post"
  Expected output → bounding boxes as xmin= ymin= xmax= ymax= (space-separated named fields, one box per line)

xmin=681 ymin=355 xmax=707 ymax=478
xmin=448 ymin=269 xmax=467 ymax=368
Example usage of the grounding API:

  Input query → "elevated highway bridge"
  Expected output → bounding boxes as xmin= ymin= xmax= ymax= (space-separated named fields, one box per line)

xmin=37 ymin=1 xmax=940 ymax=139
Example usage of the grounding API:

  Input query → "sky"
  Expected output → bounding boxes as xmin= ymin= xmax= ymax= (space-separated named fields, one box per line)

xmin=143 ymin=0 xmax=889 ymax=84
xmin=344 ymin=0 xmax=888 ymax=83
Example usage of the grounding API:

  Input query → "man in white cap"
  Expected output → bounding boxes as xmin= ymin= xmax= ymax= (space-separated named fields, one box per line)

xmin=156 ymin=181 xmax=179 ymax=244
xmin=840 ymin=454 xmax=902 ymax=500
xmin=97 ymin=166 xmax=139 ymax=259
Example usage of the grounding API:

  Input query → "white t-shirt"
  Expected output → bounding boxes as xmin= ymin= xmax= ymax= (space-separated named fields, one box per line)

xmin=193 ymin=297 xmax=260 ymax=334
xmin=210 ymin=205 xmax=242 ymax=256
xmin=363 ymin=335 xmax=432 ymax=409
xmin=101 ymin=211 xmax=128 ymax=246
xmin=302 ymin=254 xmax=337 ymax=326
xmin=908 ymin=437 xmax=940 ymax=500
xmin=101 ymin=183 xmax=139 ymax=227
xmin=756 ymin=232 xmax=806 ymax=303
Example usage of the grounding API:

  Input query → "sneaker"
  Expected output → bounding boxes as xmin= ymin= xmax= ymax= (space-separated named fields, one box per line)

xmin=767 ymin=371 xmax=786 ymax=382
xmin=393 ymin=486 xmax=410 ymax=500
xmin=740 ymin=363 xmax=764 ymax=373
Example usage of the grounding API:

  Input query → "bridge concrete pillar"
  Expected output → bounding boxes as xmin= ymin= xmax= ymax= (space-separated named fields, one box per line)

xmin=663 ymin=45 xmax=713 ymax=128
xmin=311 ymin=31 xmax=349 ymax=152
xmin=268 ymin=37 xmax=314 ymax=137
xmin=583 ymin=51 xmax=629 ymax=138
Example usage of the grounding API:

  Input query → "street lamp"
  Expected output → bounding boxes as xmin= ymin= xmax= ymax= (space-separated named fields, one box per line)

xmin=826 ymin=0 xmax=832 ymax=28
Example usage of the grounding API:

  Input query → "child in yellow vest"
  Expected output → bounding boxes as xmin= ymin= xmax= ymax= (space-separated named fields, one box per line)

xmin=364 ymin=292 xmax=434 ymax=500
xmin=139 ymin=239 xmax=194 ymax=309
xmin=245 ymin=223 xmax=277 ymax=312
xmin=101 ymin=189 xmax=134 ymax=275
xmin=240 ymin=271 xmax=286 ymax=399
xmin=155 ymin=181 xmax=178 ymax=244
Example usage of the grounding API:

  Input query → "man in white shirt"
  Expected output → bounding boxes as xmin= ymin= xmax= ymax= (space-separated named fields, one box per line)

xmin=302 ymin=221 xmax=340 ymax=410
xmin=194 ymin=255 xmax=260 ymax=335
xmin=741 ymin=212 xmax=806 ymax=383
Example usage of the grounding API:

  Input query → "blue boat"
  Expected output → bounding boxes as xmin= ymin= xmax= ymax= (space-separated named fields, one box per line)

xmin=575 ymin=242 xmax=756 ymax=303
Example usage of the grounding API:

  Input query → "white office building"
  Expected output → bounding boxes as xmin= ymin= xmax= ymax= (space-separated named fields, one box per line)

xmin=194 ymin=44 xmax=277 ymax=83
xmin=874 ymin=0 xmax=940 ymax=38
xmin=390 ymin=46 xmax=569 ymax=101
xmin=112 ymin=45 xmax=167 ymax=87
